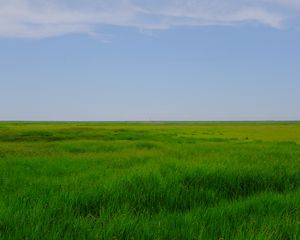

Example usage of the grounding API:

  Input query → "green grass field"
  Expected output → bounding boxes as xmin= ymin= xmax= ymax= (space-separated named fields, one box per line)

xmin=0 ymin=122 xmax=299 ymax=239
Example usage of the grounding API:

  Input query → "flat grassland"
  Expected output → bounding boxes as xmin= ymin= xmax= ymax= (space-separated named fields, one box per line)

xmin=0 ymin=122 xmax=299 ymax=239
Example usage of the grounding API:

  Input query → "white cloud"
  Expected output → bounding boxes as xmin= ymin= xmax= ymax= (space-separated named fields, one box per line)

xmin=0 ymin=0 xmax=297 ymax=38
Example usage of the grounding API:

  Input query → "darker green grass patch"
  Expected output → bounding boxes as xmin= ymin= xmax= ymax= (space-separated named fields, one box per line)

xmin=135 ymin=142 xmax=160 ymax=150
xmin=69 ymin=166 xmax=300 ymax=218
xmin=0 ymin=130 xmax=72 ymax=142
xmin=56 ymin=142 xmax=122 ymax=154
xmin=180 ymin=169 xmax=300 ymax=199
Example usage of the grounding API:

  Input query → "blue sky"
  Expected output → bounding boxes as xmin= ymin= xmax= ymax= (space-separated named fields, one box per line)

xmin=0 ymin=0 xmax=300 ymax=121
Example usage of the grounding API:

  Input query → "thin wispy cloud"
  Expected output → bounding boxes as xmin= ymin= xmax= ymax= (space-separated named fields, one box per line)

xmin=0 ymin=0 xmax=299 ymax=38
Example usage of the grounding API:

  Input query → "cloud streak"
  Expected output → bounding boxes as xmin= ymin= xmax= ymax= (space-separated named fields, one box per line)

xmin=0 ymin=0 xmax=298 ymax=38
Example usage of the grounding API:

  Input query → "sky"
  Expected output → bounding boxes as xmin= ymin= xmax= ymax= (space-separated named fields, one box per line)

xmin=0 ymin=0 xmax=300 ymax=121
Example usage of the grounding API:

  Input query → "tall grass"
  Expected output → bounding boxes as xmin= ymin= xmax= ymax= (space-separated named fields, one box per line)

xmin=0 ymin=122 xmax=299 ymax=239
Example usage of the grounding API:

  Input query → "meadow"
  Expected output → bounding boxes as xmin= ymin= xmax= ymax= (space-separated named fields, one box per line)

xmin=0 ymin=122 xmax=299 ymax=239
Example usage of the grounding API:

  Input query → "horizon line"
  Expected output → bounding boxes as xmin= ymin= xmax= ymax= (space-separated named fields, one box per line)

xmin=1 ymin=120 xmax=300 ymax=123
